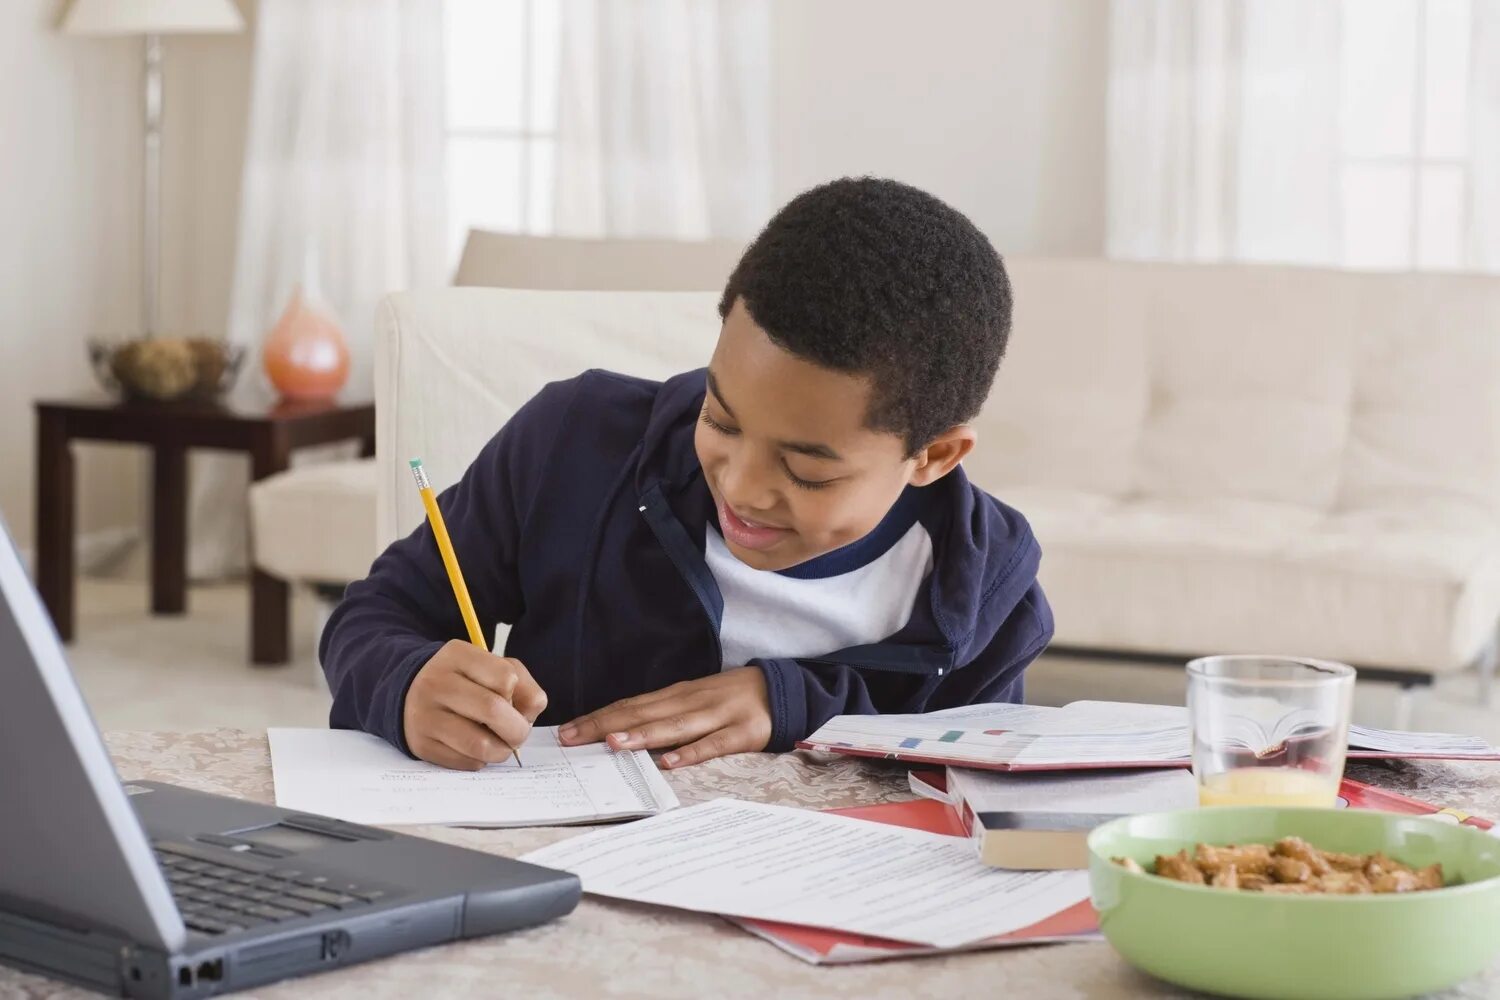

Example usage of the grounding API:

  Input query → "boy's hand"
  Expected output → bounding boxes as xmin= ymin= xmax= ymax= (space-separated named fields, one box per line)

xmin=558 ymin=667 xmax=772 ymax=768
xmin=402 ymin=640 xmax=548 ymax=771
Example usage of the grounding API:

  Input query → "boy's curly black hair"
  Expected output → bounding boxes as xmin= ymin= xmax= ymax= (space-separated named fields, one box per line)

xmin=718 ymin=176 xmax=1012 ymax=456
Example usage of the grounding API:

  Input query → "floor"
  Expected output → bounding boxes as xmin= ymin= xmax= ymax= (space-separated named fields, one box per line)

xmin=68 ymin=578 xmax=331 ymax=731
xmin=62 ymin=577 xmax=1500 ymax=745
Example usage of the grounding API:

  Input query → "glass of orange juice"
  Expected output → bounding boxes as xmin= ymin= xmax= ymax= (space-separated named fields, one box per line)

xmin=1187 ymin=655 xmax=1355 ymax=808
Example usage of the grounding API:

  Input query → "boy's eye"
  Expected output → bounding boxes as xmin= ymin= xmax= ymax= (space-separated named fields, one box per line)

xmin=702 ymin=406 xmax=835 ymax=491
xmin=700 ymin=408 xmax=738 ymax=435
xmin=782 ymin=461 xmax=835 ymax=491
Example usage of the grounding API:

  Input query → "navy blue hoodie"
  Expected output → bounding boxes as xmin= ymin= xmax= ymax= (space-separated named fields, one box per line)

xmin=320 ymin=369 xmax=1054 ymax=754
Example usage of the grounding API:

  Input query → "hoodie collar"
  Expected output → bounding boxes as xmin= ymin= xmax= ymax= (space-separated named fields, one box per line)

xmin=632 ymin=368 xmax=1041 ymax=671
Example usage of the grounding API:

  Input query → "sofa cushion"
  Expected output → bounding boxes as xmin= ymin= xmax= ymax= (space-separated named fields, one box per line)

xmin=1124 ymin=263 xmax=1358 ymax=509
xmin=249 ymin=459 xmax=378 ymax=584
xmin=1005 ymin=486 xmax=1500 ymax=672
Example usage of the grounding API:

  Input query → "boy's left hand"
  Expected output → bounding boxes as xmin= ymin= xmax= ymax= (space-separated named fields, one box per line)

xmin=558 ymin=667 xmax=772 ymax=768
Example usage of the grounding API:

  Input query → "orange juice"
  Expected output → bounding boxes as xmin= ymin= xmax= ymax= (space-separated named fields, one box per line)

xmin=1197 ymin=767 xmax=1339 ymax=807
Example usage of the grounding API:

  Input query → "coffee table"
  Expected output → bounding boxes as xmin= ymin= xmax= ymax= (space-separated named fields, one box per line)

xmin=3 ymin=735 xmax=1497 ymax=998
xmin=34 ymin=398 xmax=374 ymax=664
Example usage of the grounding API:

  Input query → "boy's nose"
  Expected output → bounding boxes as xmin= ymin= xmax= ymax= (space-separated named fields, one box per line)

xmin=718 ymin=458 xmax=780 ymax=513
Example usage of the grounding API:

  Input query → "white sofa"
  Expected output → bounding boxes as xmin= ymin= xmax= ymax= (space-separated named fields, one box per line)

xmin=374 ymin=259 xmax=1500 ymax=705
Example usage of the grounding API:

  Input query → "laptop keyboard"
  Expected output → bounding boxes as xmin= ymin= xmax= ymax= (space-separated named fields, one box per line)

xmin=154 ymin=845 xmax=386 ymax=936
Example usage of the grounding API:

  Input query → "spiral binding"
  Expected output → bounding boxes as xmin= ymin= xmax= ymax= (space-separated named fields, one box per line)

xmin=609 ymin=747 xmax=657 ymax=812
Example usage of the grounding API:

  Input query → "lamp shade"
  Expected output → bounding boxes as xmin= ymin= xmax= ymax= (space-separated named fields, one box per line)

xmin=61 ymin=0 xmax=244 ymax=35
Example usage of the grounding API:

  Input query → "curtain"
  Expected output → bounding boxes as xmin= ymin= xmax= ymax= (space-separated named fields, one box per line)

xmin=552 ymin=0 xmax=772 ymax=239
xmin=192 ymin=0 xmax=446 ymax=578
xmin=1472 ymin=1 xmax=1500 ymax=269
xmin=1107 ymin=0 xmax=1342 ymax=265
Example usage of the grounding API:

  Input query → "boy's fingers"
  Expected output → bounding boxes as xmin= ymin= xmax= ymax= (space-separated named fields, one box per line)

xmin=659 ymin=726 xmax=746 ymax=769
xmin=434 ymin=713 xmax=517 ymax=765
xmin=457 ymin=653 xmax=520 ymax=698
xmin=560 ymin=681 xmax=725 ymax=745
xmin=561 ymin=702 xmax=639 ymax=745
xmin=564 ymin=700 xmax=677 ymax=745
xmin=409 ymin=732 xmax=486 ymax=772
xmin=608 ymin=709 xmax=719 ymax=751
xmin=456 ymin=654 xmax=549 ymax=724
xmin=508 ymin=664 xmax=549 ymax=723
xmin=439 ymin=674 xmax=532 ymax=750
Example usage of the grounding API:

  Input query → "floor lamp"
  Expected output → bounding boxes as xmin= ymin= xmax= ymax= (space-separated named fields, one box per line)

xmin=62 ymin=0 xmax=245 ymax=338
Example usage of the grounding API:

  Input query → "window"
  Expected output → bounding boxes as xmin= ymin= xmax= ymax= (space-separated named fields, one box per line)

xmin=443 ymin=0 xmax=562 ymax=267
xmin=1339 ymin=0 xmax=1472 ymax=269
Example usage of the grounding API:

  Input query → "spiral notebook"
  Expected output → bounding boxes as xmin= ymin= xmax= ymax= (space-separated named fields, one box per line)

xmin=267 ymin=726 xmax=679 ymax=828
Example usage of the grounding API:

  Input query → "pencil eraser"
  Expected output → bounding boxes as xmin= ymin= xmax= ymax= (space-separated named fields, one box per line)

xmin=408 ymin=458 xmax=422 ymax=468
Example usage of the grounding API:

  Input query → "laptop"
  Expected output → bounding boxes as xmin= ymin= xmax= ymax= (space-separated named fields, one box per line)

xmin=0 ymin=519 xmax=581 ymax=997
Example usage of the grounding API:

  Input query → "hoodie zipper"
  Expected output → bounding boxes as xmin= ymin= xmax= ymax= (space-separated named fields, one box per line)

xmin=637 ymin=485 xmax=725 ymax=668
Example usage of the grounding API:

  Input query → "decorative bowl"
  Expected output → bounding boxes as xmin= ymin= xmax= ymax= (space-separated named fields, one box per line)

xmin=88 ymin=337 xmax=245 ymax=403
xmin=1089 ymin=806 xmax=1500 ymax=999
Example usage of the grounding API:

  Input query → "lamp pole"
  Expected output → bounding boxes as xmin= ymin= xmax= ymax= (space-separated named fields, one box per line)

xmin=143 ymin=32 xmax=162 ymax=337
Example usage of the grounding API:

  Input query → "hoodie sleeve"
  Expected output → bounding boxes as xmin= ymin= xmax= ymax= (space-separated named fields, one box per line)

xmin=318 ymin=379 xmax=577 ymax=754
xmin=749 ymin=581 xmax=1053 ymax=751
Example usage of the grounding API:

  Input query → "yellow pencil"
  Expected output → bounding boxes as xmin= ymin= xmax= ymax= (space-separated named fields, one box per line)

xmin=409 ymin=458 xmax=521 ymax=767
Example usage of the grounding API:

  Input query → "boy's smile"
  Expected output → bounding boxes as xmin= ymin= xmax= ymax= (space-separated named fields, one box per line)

xmin=696 ymin=298 xmax=968 ymax=572
xmin=715 ymin=500 xmax=792 ymax=552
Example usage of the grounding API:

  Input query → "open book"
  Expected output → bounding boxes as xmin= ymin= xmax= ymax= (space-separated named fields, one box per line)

xmin=268 ymin=726 xmax=678 ymax=828
xmin=798 ymin=700 xmax=1500 ymax=773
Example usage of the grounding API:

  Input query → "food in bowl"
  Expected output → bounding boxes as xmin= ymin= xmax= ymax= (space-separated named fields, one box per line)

xmin=1113 ymin=835 xmax=1444 ymax=894
xmin=1089 ymin=807 xmax=1500 ymax=999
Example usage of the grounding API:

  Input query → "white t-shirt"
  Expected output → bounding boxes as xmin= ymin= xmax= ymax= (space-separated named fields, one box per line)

xmin=704 ymin=490 xmax=935 ymax=668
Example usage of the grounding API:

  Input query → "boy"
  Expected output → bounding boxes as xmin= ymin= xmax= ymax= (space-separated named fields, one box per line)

xmin=321 ymin=177 xmax=1052 ymax=771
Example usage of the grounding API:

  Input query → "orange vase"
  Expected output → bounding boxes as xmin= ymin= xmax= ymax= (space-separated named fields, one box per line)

xmin=262 ymin=287 xmax=350 ymax=402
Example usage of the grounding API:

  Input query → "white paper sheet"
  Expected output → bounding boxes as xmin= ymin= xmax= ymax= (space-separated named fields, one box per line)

xmin=520 ymin=798 xmax=1090 ymax=949
xmin=267 ymin=726 xmax=678 ymax=828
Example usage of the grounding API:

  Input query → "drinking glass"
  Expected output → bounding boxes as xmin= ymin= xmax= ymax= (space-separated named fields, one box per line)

xmin=1187 ymin=655 xmax=1355 ymax=808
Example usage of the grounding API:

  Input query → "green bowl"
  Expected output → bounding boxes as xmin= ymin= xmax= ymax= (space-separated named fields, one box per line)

xmin=1088 ymin=807 xmax=1500 ymax=999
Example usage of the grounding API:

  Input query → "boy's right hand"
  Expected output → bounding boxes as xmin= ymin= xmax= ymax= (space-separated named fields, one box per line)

xmin=402 ymin=640 xmax=548 ymax=771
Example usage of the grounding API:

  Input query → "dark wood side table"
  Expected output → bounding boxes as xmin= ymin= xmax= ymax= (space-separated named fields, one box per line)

xmin=34 ymin=398 xmax=375 ymax=665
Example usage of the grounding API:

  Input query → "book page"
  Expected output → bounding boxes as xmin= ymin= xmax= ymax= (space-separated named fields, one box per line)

xmin=807 ymin=700 xmax=1499 ymax=767
xmin=268 ymin=726 xmax=678 ymax=828
xmin=520 ymin=798 xmax=1089 ymax=949
xmin=1348 ymin=724 xmax=1499 ymax=756
xmin=805 ymin=701 xmax=1192 ymax=766
xmin=949 ymin=765 xmax=1197 ymax=815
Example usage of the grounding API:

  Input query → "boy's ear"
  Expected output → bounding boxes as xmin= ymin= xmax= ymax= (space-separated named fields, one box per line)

xmin=908 ymin=426 xmax=976 ymax=487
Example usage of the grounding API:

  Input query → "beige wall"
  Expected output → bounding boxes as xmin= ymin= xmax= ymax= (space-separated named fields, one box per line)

xmin=1 ymin=0 xmax=145 ymax=553
xmin=770 ymin=0 xmax=1107 ymax=255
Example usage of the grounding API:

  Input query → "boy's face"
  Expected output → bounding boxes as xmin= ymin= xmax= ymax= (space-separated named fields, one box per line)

xmin=696 ymin=299 xmax=968 ymax=572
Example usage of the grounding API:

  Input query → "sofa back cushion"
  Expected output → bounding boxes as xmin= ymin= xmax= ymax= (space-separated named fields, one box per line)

xmin=968 ymin=258 xmax=1147 ymax=497
xmin=375 ymin=289 xmax=719 ymax=543
xmin=1341 ymin=271 xmax=1500 ymax=519
xmin=375 ymin=260 xmax=1500 ymax=545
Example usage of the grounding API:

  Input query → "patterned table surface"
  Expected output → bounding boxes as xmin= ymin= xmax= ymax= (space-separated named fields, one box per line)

xmin=5 ymin=731 xmax=1500 ymax=999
